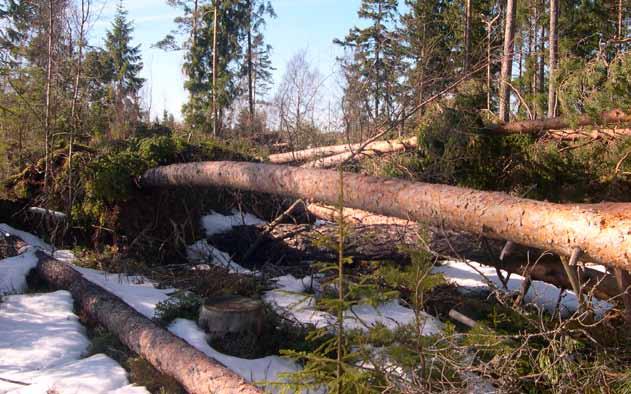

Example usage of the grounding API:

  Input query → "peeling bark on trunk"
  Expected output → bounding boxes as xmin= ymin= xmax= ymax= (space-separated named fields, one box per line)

xmin=142 ymin=162 xmax=631 ymax=271
xmin=35 ymin=252 xmax=262 ymax=394
xmin=269 ymin=137 xmax=417 ymax=164
xmin=487 ymin=109 xmax=631 ymax=134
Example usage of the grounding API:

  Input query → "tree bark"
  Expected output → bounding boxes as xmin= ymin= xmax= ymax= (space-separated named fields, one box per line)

xmin=487 ymin=109 xmax=631 ymax=134
xmin=464 ymin=0 xmax=472 ymax=72
xmin=269 ymin=137 xmax=417 ymax=164
xmin=547 ymin=0 xmax=559 ymax=118
xmin=142 ymin=161 xmax=631 ymax=271
xmin=35 ymin=252 xmax=262 ymax=394
xmin=498 ymin=0 xmax=517 ymax=122
xmin=212 ymin=1 xmax=219 ymax=137
xmin=44 ymin=0 xmax=55 ymax=192
xmin=247 ymin=0 xmax=254 ymax=127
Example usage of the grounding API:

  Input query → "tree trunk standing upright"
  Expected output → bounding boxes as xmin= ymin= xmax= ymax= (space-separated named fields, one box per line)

xmin=547 ymin=0 xmax=558 ymax=118
xmin=212 ymin=0 xmax=218 ymax=136
xmin=247 ymin=0 xmax=255 ymax=129
xmin=44 ymin=0 xmax=55 ymax=192
xmin=618 ymin=0 xmax=623 ymax=39
xmin=464 ymin=0 xmax=472 ymax=72
xmin=484 ymin=14 xmax=500 ymax=111
xmin=499 ymin=0 xmax=517 ymax=122
xmin=375 ymin=1 xmax=382 ymax=120
xmin=69 ymin=0 xmax=89 ymax=216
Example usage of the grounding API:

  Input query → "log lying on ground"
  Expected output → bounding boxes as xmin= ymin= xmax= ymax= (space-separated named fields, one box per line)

xmin=210 ymin=222 xmax=619 ymax=300
xmin=141 ymin=161 xmax=631 ymax=271
xmin=547 ymin=128 xmax=631 ymax=141
xmin=306 ymin=203 xmax=414 ymax=226
xmin=487 ymin=109 xmax=631 ymax=135
xmin=301 ymin=137 xmax=418 ymax=169
xmin=35 ymin=252 xmax=262 ymax=394
xmin=269 ymin=137 xmax=418 ymax=164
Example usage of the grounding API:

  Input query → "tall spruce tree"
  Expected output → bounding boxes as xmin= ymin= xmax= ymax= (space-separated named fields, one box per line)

xmin=104 ymin=1 xmax=144 ymax=137
xmin=335 ymin=0 xmax=402 ymax=123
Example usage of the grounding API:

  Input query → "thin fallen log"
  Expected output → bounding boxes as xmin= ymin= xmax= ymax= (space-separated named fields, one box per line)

xmin=302 ymin=137 xmax=418 ymax=169
xmin=142 ymin=161 xmax=631 ymax=271
xmin=487 ymin=109 xmax=631 ymax=135
xmin=269 ymin=137 xmax=418 ymax=165
xmin=35 ymin=252 xmax=262 ymax=394
xmin=306 ymin=203 xmax=414 ymax=226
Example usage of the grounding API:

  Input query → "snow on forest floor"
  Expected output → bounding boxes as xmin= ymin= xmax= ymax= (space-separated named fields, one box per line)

xmin=434 ymin=260 xmax=613 ymax=317
xmin=0 ymin=212 xmax=617 ymax=393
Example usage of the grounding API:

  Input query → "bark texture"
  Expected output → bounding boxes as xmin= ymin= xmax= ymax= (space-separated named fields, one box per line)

xmin=142 ymin=161 xmax=631 ymax=270
xmin=35 ymin=252 xmax=262 ymax=394
xmin=498 ymin=0 xmax=517 ymax=122
xmin=488 ymin=109 xmax=631 ymax=134
xmin=269 ymin=137 xmax=417 ymax=164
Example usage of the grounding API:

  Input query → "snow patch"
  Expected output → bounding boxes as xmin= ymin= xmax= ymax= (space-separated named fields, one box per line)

xmin=186 ymin=239 xmax=252 ymax=274
xmin=0 ymin=249 xmax=39 ymax=295
xmin=0 ymin=224 xmax=52 ymax=252
xmin=201 ymin=209 xmax=266 ymax=236
xmin=169 ymin=319 xmax=302 ymax=391
xmin=434 ymin=260 xmax=613 ymax=317
xmin=263 ymin=275 xmax=443 ymax=335
xmin=74 ymin=267 xmax=174 ymax=319
xmin=2 ymin=354 xmax=149 ymax=394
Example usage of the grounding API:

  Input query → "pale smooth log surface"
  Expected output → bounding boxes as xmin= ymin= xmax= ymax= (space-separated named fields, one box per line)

xmin=269 ymin=137 xmax=417 ymax=164
xmin=142 ymin=162 xmax=631 ymax=270
xmin=301 ymin=137 xmax=418 ymax=169
xmin=35 ymin=252 xmax=262 ymax=394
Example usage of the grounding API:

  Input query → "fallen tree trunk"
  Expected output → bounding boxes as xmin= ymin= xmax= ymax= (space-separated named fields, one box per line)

xmin=142 ymin=161 xmax=631 ymax=271
xmin=210 ymin=222 xmax=619 ymax=300
xmin=269 ymin=137 xmax=418 ymax=164
xmin=301 ymin=137 xmax=418 ymax=169
xmin=487 ymin=109 xmax=631 ymax=135
xmin=304 ymin=204 xmax=619 ymax=298
xmin=35 ymin=252 xmax=262 ymax=394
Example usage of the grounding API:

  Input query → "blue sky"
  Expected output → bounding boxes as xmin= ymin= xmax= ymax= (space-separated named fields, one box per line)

xmin=91 ymin=0 xmax=363 ymax=120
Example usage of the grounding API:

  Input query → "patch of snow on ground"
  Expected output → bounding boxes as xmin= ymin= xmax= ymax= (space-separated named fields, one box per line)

xmin=74 ymin=267 xmax=174 ymax=319
xmin=0 ymin=249 xmax=39 ymax=295
xmin=263 ymin=275 xmax=443 ymax=335
xmin=186 ymin=239 xmax=252 ymax=274
xmin=434 ymin=260 xmax=613 ymax=317
xmin=0 ymin=291 xmax=146 ymax=394
xmin=169 ymin=319 xmax=303 ymax=392
xmin=201 ymin=209 xmax=266 ymax=236
xmin=0 ymin=224 xmax=52 ymax=252
xmin=2 ymin=354 xmax=149 ymax=394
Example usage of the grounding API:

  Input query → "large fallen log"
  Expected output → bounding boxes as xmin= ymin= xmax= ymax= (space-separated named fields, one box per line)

xmin=269 ymin=137 xmax=418 ymax=164
xmin=210 ymin=222 xmax=619 ymax=300
xmin=35 ymin=252 xmax=262 ymax=394
xmin=487 ymin=109 xmax=631 ymax=135
xmin=301 ymin=137 xmax=418 ymax=169
xmin=141 ymin=161 xmax=631 ymax=271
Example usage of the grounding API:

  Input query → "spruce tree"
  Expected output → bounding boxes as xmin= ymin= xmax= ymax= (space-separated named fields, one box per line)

xmin=335 ymin=0 xmax=402 ymax=123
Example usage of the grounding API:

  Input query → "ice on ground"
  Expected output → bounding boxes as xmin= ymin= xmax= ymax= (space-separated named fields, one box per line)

xmin=2 ymin=354 xmax=149 ymax=394
xmin=186 ymin=239 xmax=252 ymax=274
xmin=74 ymin=266 xmax=174 ymax=319
xmin=434 ymin=260 xmax=613 ymax=317
xmin=0 ymin=249 xmax=39 ymax=295
xmin=169 ymin=319 xmax=303 ymax=391
xmin=201 ymin=209 xmax=266 ymax=236
xmin=0 ymin=224 xmax=52 ymax=252
xmin=263 ymin=275 xmax=444 ymax=335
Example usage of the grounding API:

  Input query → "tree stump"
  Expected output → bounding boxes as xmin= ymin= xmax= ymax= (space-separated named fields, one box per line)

xmin=199 ymin=295 xmax=265 ymax=358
